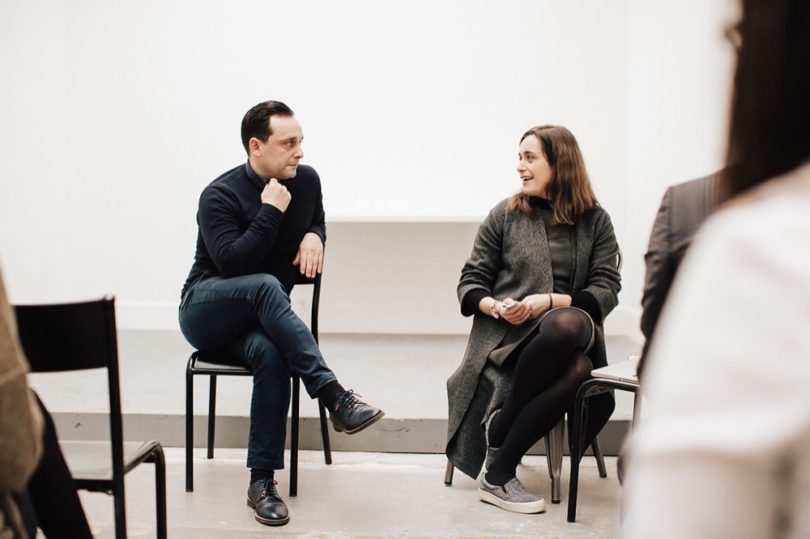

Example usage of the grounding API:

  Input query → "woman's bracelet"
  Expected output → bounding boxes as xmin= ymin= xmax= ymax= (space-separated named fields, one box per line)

xmin=548 ymin=293 xmax=554 ymax=311
xmin=489 ymin=299 xmax=500 ymax=319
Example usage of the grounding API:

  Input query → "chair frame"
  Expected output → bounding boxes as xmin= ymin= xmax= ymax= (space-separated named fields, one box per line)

xmin=15 ymin=297 xmax=166 ymax=539
xmin=567 ymin=376 xmax=640 ymax=522
xmin=185 ymin=273 xmax=332 ymax=497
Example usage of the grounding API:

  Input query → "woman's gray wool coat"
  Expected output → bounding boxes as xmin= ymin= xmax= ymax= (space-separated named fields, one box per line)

xmin=446 ymin=198 xmax=621 ymax=479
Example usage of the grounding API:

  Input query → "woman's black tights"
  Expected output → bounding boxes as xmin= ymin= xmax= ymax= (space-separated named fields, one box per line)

xmin=487 ymin=307 xmax=593 ymax=480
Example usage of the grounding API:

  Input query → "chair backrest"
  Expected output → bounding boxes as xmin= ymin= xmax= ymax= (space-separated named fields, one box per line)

xmin=14 ymin=296 xmax=125 ymax=488
xmin=294 ymin=273 xmax=322 ymax=343
xmin=15 ymin=296 xmax=118 ymax=373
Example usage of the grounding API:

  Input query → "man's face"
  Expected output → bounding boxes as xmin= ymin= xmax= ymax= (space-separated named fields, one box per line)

xmin=250 ymin=115 xmax=304 ymax=180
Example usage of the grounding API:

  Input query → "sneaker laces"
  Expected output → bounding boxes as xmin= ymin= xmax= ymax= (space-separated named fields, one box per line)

xmin=335 ymin=389 xmax=362 ymax=413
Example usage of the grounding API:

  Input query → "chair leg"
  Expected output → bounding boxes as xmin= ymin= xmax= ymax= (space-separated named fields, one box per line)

xmin=149 ymin=446 xmax=168 ymax=539
xmin=592 ymin=436 xmax=607 ymax=478
xmin=290 ymin=375 xmax=300 ymax=498
xmin=567 ymin=385 xmax=589 ymax=522
xmin=186 ymin=367 xmax=194 ymax=492
xmin=544 ymin=421 xmax=564 ymax=503
xmin=444 ymin=461 xmax=455 ymax=486
xmin=318 ymin=401 xmax=332 ymax=465
xmin=207 ymin=375 xmax=217 ymax=459
xmin=113 ymin=480 xmax=127 ymax=539
xmin=632 ymin=391 xmax=642 ymax=426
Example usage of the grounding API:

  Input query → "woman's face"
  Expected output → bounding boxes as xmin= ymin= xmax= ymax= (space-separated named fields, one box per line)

xmin=517 ymin=135 xmax=553 ymax=197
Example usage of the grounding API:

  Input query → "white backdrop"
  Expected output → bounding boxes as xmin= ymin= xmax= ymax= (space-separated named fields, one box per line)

xmin=0 ymin=0 xmax=738 ymax=335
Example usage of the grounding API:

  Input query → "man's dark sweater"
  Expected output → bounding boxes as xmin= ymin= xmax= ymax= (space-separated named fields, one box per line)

xmin=182 ymin=162 xmax=325 ymax=297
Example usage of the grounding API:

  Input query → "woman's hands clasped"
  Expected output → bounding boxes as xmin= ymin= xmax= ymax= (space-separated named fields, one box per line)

xmin=499 ymin=294 xmax=553 ymax=325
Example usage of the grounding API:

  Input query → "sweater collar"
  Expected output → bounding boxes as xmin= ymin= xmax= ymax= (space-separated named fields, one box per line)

xmin=529 ymin=196 xmax=552 ymax=210
xmin=244 ymin=161 xmax=267 ymax=190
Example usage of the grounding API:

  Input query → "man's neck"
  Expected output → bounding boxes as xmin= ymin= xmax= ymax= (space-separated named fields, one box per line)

xmin=247 ymin=157 xmax=272 ymax=182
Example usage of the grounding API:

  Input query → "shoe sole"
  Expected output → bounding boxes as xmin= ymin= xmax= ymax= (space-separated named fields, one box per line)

xmin=478 ymin=489 xmax=546 ymax=514
xmin=247 ymin=499 xmax=290 ymax=526
xmin=332 ymin=410 xmax=385 ymax=434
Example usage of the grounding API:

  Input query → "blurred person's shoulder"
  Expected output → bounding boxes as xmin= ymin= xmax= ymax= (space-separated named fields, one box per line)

xmin=691 ymin=161 xmax=810 ymax=271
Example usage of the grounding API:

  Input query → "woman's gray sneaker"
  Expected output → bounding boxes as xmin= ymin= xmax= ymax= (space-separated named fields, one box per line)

xmin=478 ymin=475 xmax=546 ymax=514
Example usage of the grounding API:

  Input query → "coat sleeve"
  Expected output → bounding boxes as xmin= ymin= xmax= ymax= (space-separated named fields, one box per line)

xmin=457 ymin=203 xmax=504 ymax=314
xmin=640 ymin=187 xmax=675 ymax=352
xmin=579 ymin=209 xmax=622 ymax=321
xmin=0 ymin=269 xmax=43 ymax=493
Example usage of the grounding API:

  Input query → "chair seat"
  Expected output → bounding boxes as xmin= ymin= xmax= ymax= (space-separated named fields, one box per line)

xmin=61 ymin=440 xmax=163 ymax=482
xmin=590 ymin=356 xmax=640 ymax=384
xmin=192 ymin=352 xmax=252 ymax=375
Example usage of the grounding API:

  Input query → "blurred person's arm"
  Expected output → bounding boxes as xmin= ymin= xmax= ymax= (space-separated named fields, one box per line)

xmin=622 ymin=203 xmax=810 ymax=538
xmin=0 ymin=268 xmax=43 ymax=494
xmin=639 ymin=187 xmax=674 ymax=353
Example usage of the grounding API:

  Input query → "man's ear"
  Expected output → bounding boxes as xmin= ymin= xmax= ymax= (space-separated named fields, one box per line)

xmin=249 ymin=137 xmax=262 ymax=156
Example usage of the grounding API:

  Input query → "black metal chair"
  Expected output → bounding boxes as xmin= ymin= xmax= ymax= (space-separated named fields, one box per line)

xmin=15 ymin=297 xmax=167 ymax=539
xmin=185 ymin=273 xmax=332 ymax=497
xmin=567 ymin=357 xmax=641 ymax=522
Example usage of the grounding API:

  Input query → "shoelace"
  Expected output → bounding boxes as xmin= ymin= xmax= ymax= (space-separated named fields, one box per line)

xmin=259 ymin=479 xmax=278 ymax=498
xmin=335 ymin=389 xmax=361 ymax=413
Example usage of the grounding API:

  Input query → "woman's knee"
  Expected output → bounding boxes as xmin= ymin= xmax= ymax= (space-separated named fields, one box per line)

xmin=541 ymin=309 xmax=588 ymax=348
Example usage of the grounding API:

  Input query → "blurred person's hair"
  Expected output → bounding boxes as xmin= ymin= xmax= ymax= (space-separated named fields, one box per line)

xmin=508 ymin=125 xmax=598 ymax=224
xmin=723 ymin=0 xmax=810 ymax=199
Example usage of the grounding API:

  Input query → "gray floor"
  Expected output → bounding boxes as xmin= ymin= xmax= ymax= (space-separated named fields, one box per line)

xmin=77 ymin=448 xmax=622 ymax=538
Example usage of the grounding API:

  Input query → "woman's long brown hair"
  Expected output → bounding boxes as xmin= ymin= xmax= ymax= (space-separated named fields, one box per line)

xmin=508 ymin=125 xmax=598 ymax=224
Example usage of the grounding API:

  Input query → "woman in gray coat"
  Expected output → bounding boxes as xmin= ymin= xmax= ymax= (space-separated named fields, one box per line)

xmin=446 ymin=125 xmax=621 ymax=514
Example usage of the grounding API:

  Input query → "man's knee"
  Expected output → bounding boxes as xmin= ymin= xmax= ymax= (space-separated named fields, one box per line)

xmin=250 ymin=274 xmax=289 ymax=303
xmin=242 ymin=332 xmax=290 ymax=377
xmin=248 ymin=273 xmax=284 ymax=293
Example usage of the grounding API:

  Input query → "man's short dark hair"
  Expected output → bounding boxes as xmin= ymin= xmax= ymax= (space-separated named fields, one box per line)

xmin=240 ymin=100 xmax=294 ymax=153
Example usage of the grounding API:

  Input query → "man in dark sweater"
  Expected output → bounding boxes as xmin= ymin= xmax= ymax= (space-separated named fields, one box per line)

xmin=179 ymin=101 xmax=383 ymax=527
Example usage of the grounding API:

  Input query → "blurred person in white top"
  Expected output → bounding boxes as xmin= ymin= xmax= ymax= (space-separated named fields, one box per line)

xmin=622 ymin=0 xmax=810 ymax=537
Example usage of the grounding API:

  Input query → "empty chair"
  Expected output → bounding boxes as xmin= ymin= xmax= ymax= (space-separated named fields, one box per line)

xmin=15 ymin=297 xmax=167 ymax=539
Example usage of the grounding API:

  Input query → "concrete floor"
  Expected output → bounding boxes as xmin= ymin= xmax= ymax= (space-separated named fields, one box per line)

xmin=76 ymin=449 xmax=622 ymax=538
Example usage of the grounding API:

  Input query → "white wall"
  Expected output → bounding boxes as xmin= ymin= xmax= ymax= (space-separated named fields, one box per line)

xmin=0 ymin=0 xmax=738 ymax=336
xmin=619 ymin=0 xmax=738 ymax=337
